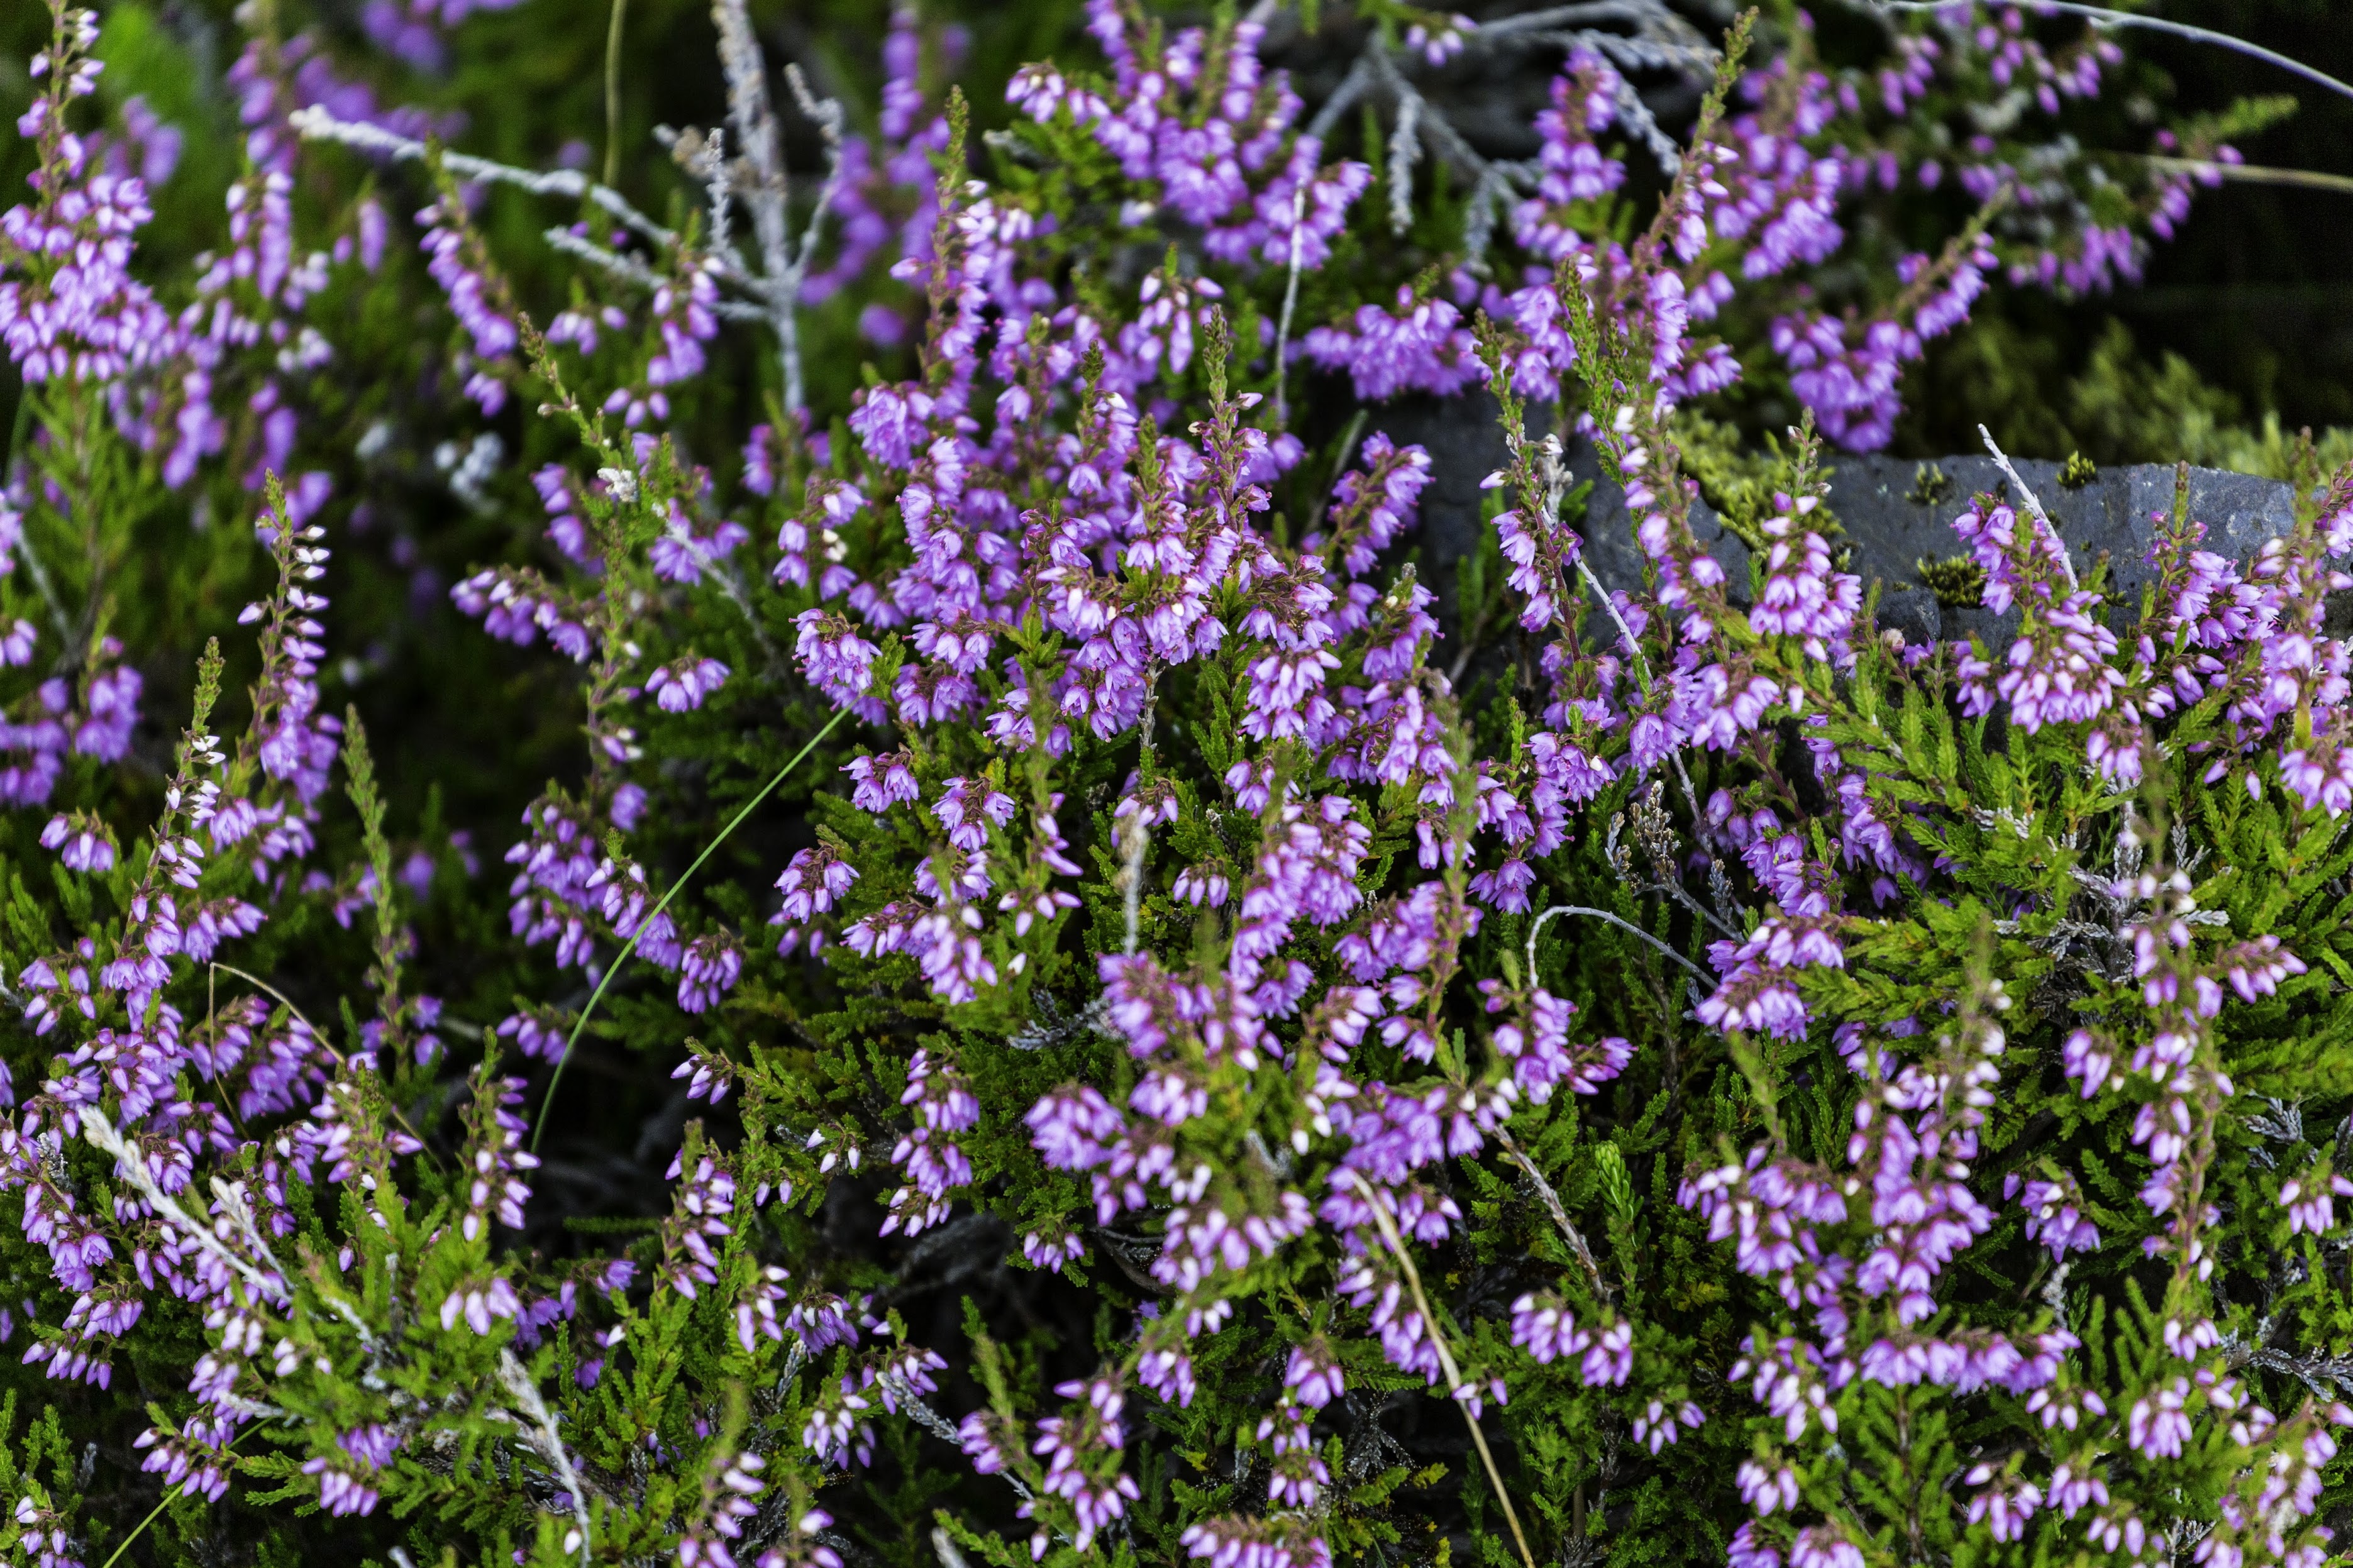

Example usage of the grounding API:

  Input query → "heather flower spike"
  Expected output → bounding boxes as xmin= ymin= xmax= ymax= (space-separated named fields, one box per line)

xmin=0 ymin=0 xmax=2347 ymax=1562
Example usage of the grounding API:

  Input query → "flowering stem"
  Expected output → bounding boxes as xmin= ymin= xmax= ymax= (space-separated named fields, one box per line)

xmin=99 ymin=1428 xmax=255 ymax=1568
xmin=1869 ymin=1 xmax=2353 ymax=107
xmin=2135 ymin=155 xmax=2353 ymax=197
xmin=529 ymin=707 xmax=847 ymax=1152
xmin=1344 ymin=1171 xmax=1540 ymax=1568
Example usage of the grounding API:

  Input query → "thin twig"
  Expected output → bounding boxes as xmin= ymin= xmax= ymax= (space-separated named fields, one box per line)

xmin=1527 ymin=902 xmax=1708 ymax=979
xmin=1343 ymin=1171 xmax=1539 ymax=1568
xmin=1306 ymin=55 xmax=1376 ymax=141
xmin=210 ymin=962 xmax=330 ymax=1051
xmin=1368 ymin=45 xmax=1494 ymax=187
xmin=1978 ymin=424 xmax=2077 ymax=591
xmin=291 ymin=106 xmax=680 ymax=252
xmin=1869 ymin=1 xmax=2353 ymax=107
xmin=878 ymin=1374 xmax=1054 ymax=1525
xmin=711 ymin=0 xmax=801 ymax=409
xmin=1490 ymin=1122 xmax=1613 ymax=1299
xmin=1388 ymin=92 xmax=1421 ymax=236
xmin=2134 ymin=155 xmax=2353 ymax=198
xmin=82 ymin=1108 xmax=290 ymax=1305
xmin=1273 ymin=186 xmax=1306 ymax=427
xmin=1115 ymin=808 xmax=1149 ymax=956
xmin=543 ymin=228 xmax=663 ymax=289
xmin=546 ymin=222 xmax=769 ymax=318
xmin=545 ymin=228 xmax=761 ymax=323
xmin=1463 ymin=158 xmax=1539 ymax=261
xmin=784 ymin=65 xmax=853 ymax=285
xmin=206 ymin=962 xmax=443 ymax=1157
xmin=11 ymin=515 xmax=74 ymax=648
xmin=498 ymin=1350 xmax=594 ymax=1559
xmin=1610 ymin=72 xmax=1681 ymax=174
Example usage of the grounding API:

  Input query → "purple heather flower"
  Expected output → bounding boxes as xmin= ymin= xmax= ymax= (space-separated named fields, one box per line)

xmin=1632 ymin=1399 xmax=1705 ymax=1454
xmin=1740 ymin=1461 xmax=1803 ymax=1520
xmin=1964 ymin=1471 xmax=2044 ymax=1544
xmin=646 ymin=654 xmax=730 ymax=712
xmin=1284 ymin=1338 xmax=1344 ymax=1410
xmin=40 ymin=810 xmax=115 ymax=873
xmin=658 ymin=1148 xmax=738 ymax=1300
xmin=1022 ymin=1227 xmax=1086 ymax=1271
xmin=338 ymin=1422 xmax=402 ymax=1470
xmin=675 ymin=934 xmax=743 ymax=1014
xmin=416 ymin=193 xmax=516 ymax=414
xmin=302 ymin=1456 xmax=382 ymax=1518
xmin=649 ymin=513 xmax=748 ymax=587
xmin=1180 ymin=1517 xmax=1333 ymax=1568
xmin=1789 ymin=1527 xmax=1864 ymax=1568
xmin=1493 ymin=986 xmax=1631 ymax=1101
xmin=2007 ymin=1168 xmax=2100 ymax=1257
xmin=2278 ymin=1163 xmax=2353 ymax=1237
xmin=438 ymin=1275 xmax=521 ymax=1334
xmin=883 ymin=1047 xmax=978 ymax=1236
xmin=457 ymin=1074 xmax=538 ymax=1242
xmin=1301 ymin=287 xmax=1483 ymax=403
xmin=1749 ymin=489 xmax=1860 ymax=660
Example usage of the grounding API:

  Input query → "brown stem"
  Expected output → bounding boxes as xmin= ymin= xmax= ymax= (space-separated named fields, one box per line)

xmin=1345 ymin=1171 xmax=1540 ymax=1568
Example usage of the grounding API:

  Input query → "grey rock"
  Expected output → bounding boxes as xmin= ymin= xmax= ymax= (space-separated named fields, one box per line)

xmin=1348 ymin=394 xmax=2320 ymax=652
xmin=1808 ymin=453 xmax=2302 ymax=645
xmin=1566 ymin=436 xmax=1741 ymax=610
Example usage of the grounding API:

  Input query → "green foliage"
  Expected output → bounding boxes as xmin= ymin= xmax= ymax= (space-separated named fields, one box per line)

xmin=0 ymin=0 xmax=2350 ymax=1565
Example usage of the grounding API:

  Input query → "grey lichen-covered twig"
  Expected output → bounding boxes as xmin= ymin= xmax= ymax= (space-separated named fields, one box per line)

xmin=497 ymin=1349 xmax=597 ymax=1558
xmin=1307 ymin=0 xmax=1710 ymax=259
xmin=545 ymin=225 xmax=775 ymax=324
xmin=1979 ymin=424 xmax=2079 ymax=591
xmin=290 ymin=105 xmax=680 ymax=252
xmin=296 ymin=102 xmax=771 ymax=323
xmin=877 ymin=1371 xmax=1070 ymax=1544
xmin=1114 ymin=806 xmax=1150 ymax=956
xmin=82 ymin=1107 xmax=292 ymax=1308
xmin=707 ymin=0 xmax=852 ymax=411
xmin=1527 ymin=900 xmax=1708 ymax=981
xmin=542 ymin=228 xmax=664 ymax=291
xmin=1462 ymin=157 xmax=1541 ymax=262
xmin=1387 ymin=92 xmax=1421 ymax=236
xmin=296 ymin=0 xmax=853 ymax=417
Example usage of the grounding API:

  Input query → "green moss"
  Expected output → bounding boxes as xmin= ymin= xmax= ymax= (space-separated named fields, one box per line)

xmin=1915 ymin=553 xmax=1988 ymax=608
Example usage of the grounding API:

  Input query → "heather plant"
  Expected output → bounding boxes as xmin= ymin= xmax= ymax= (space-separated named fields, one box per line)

xmin=6 ymin=0 xmax=2353 ymax=1566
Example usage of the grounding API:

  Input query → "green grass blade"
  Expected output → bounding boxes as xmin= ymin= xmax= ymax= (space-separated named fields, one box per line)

xmin=529 ymin=708 xmax=848 ymax=1153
